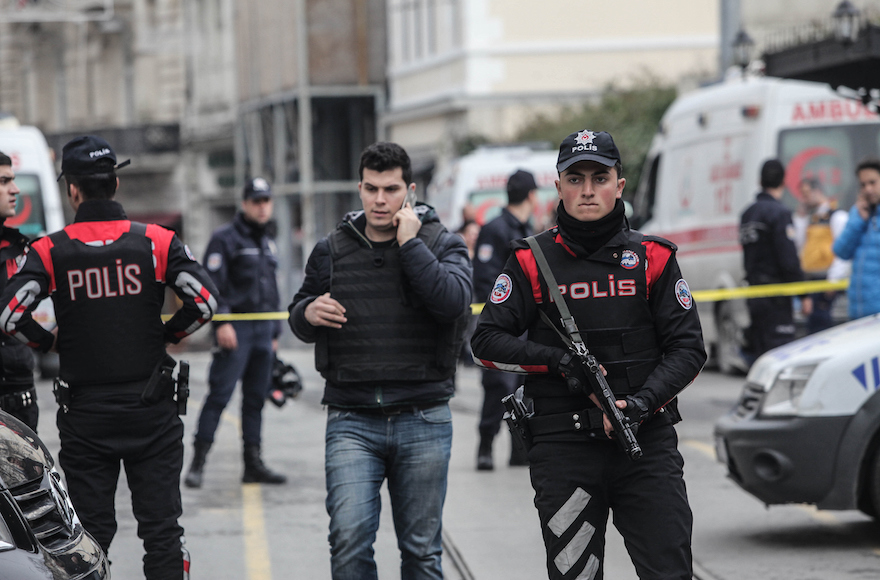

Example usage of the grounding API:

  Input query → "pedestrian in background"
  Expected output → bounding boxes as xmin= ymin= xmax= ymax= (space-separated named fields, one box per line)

xmin=185 ymin=177 xmax=286 ymax=488
xmin=739 ymin=159 xmax=805 ymax=359
xmin=289 ymin=142 xmax=472 ymax=580
xmin=472 ymin=168 xmax=537 ymax=470
xmin=0 ymin=151 xmax=38 ymax=431
xmin=0 ymin=135 xmax=218 ymax=579
xmin=471 ymin=128 xmax=706 ymax=580
xmin=792 ymin=177 xmax=849 ymax=333
xmin=833 ymin=158 xmax=880 ymax=320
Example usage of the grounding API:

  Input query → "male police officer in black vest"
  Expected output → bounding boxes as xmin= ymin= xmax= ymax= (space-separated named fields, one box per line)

xmin=0 ymin=151 xmax=38 ymax=431
xmin=185 ymin=177 xmax=285 ymax=488
xmin=289 ymin=142 xmax=472 ymax=579
xmin=472 ymin=168 xmax=537 ymax=470
xmin=0 ymin=135 xmax=219 ymax=580
xmin=472 ymin=129 xmax=706 ymax=580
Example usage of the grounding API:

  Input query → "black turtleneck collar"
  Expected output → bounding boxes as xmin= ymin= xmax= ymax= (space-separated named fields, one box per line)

xmin=556 ymin=198 xmax=626 ymax=255
xmin=235 ymin=211 xmax=276 ymax=239
xmin=74 ymin=199 xmax=127 ymax=223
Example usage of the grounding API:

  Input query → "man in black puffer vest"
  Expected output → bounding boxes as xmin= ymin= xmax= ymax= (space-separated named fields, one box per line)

xmin=472 ymin=129 xmax=706 ymax=580
xmin=289 ymin=142 xmax=472 ymax=580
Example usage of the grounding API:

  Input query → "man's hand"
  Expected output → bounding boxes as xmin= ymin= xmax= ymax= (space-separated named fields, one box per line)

xmin=305 ymin=292 xmax=347 ymax=329
xmin=216 ymin=323 xmax=238 ymax=351
xmin=393 ymin=203 xmax=421 ymax=246
xmin=595 ymin=395 xmax=649 ymax=439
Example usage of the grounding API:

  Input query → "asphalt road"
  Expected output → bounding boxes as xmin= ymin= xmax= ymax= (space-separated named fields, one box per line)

xmin=31 ymin=348 xmax=880 ymax=579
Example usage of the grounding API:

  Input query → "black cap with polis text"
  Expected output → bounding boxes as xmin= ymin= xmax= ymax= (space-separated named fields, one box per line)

xmin=243 ymin=177 xmax=273 ymax=200
xmin=57 ymin=135 xmax=130 ymax=181
xmin=556 ymin=129 xmax=621 ymax=172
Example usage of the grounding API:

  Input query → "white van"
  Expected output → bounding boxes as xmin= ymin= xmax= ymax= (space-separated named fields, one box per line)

xmin=629 ymin=76 xmax=880 ymax=374
xmin=428 ymin=145 xmax=560 ymax=232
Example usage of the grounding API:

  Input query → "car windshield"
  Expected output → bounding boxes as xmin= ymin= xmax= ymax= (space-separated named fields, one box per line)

xmin=777 ymin=123 xmax=880 ymax=212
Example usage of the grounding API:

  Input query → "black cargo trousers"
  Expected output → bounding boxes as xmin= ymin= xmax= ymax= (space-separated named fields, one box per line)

xmin=528 ymin=421 xmax=693 ymax=580
xmin=57 ymin=383 xmax=185 ymax=580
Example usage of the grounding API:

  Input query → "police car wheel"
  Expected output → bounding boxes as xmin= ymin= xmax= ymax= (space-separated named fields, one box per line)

xmin=863 ymin=445 xmax=880 ymax=519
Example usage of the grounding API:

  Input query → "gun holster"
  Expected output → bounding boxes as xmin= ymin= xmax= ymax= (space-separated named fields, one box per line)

xmin=141 ymin=355 xmax=190 ymax=415
xmin=53 ymin=378 xmax=71 ymax=413
xmin=502 ymin=386 xmax=534 ymax=454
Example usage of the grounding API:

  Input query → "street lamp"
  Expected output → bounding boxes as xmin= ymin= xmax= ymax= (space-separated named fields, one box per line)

xmin=832 ymin=0 xmax=861 ymax=45
xmin=732 ymin=28 xmax=755 ymax=71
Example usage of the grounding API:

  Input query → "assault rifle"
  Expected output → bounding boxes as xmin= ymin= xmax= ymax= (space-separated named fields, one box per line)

xmin=565 ymin=345 xmax=642 ymax=460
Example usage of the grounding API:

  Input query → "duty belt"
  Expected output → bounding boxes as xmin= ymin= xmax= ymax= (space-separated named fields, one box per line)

xmin=528 ymin=407 xmax=606 ymax=436
xmin=0 ymin=387 xmax=37 ymax=412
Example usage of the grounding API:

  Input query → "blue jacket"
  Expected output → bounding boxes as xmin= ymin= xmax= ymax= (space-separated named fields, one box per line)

xmin=204 ymin=212 xmax=281 ymax=336
xmin=833 ymin=205 xmax=880 ymax=319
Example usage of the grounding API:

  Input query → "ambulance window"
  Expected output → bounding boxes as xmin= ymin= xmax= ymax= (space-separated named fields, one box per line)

xmin=778 ymin=124 xmax=880 ymax=212
xmin=630 ymin=155 xmax=659 ymax=230
xmin=5 ymin=174 xmax=47 ymax=239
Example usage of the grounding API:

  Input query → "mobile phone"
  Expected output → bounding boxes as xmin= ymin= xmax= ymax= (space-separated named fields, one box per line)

xmin=401 ymin=189 xmax=417 ymax=210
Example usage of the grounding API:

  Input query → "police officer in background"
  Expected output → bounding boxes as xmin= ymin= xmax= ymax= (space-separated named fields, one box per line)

xmin=472 ymin=169 xmax=537 ymax=470
xmin=185 ymin=177 xmax=286 ymax=488
xmin=739 ymin=159 xmax=805 ymax=359
xmin=471 ymin=129 xmax=706 ymax=580
xmin=0 ymin=151 xmax=38 ymax=431
xmin=0 ymin=135 xmax=219 ymax=579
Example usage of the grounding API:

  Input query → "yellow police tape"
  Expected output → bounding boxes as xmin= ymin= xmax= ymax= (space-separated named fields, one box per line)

xmin=161 ymin=279 xmax=851 ymax=321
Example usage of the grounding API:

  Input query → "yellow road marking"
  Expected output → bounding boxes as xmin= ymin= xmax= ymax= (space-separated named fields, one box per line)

xmin=683 ymin=439 xmax=717 ymax=460
xmin=796 ymin=504 xmax=841 ymax=525
xmin=243 ymin=484 xmax=273 ymax=579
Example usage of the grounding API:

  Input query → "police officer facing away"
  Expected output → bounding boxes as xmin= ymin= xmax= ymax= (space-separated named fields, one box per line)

xmin=0 ymin=135 xmax=219 ymax=579
xmin=739 ymin=159 xmax=805 ymax=358
xmin=0 ymin=151 xmax=38 ymax=431
xmin=473 ymin=168 xmax=537 ymax=470
xmin=289 ymin=142 xmax=472 ymax=580
xmin=185 ymin=177 xmax=286 ymax=487
xmin=471 ymin=129 xmax=706 ymax=580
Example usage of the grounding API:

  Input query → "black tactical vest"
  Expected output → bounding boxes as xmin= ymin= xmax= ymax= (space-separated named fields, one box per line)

xmin=315 ymin=222 xmax=467 ymax=385
xmin=523 ymin=229 xmax=663 ymax=401
xmin=49 ymin=223 xmax=167 ymax=386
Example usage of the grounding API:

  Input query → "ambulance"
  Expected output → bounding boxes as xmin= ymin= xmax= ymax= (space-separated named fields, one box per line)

xmin=629 ymin=76 xmax=880 ymax=374
xmin=0 ymin=116 xmax=65 ymax=237
xmin=427 ymin=145 xmax=559 ymax=233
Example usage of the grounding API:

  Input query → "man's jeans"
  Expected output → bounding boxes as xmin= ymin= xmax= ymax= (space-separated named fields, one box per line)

xmin=325 ymin=403 xmax=453 ymax=580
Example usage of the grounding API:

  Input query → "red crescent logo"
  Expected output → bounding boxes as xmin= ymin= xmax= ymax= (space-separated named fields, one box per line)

xmin=6 ymin=196 xmax=32 ymax=227
xmin=785 ymin=146 xmax=838 ymax=198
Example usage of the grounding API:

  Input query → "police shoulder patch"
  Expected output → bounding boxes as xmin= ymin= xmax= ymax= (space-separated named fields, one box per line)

xmin=206 ymin=253 xmax=223 ymax=271
xmin=675 ymin=279 xmax=693 ymax=310
xmin=490 ymin=273 xmax=513 ymax=304
xmin=477 ymin=243 xmax=494 ymax=263
xmin=184 ymin=244 xmax=196 ymax=262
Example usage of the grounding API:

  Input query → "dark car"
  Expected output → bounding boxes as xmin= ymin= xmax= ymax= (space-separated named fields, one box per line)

xmin=0 ymin=410 xmax=108 ymax=579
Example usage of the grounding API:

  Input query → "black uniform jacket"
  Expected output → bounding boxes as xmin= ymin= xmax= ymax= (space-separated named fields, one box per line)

xmin=0 ymin=200 xmax=219 ymax=385
xmin=472 ymin=208 xmax=532 ymax=301
xmin=0 ymin=225 xmax=34 ymax=388
xmin=739 ymin=191 xmax=803 ymax=285
xmin=204 ymin=212 xmax=282 ymax=337
xmin=471 ymin=221 xmax=706 ymax=416
xmin=289 ymin=203 xmax=473 ymax=408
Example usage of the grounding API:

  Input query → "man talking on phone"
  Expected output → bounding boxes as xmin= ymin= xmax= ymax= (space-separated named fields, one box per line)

xmin=834 ymin=158 xmax=880 ymax=319
xmin=288 ymin=141 xmax=472 ymax=579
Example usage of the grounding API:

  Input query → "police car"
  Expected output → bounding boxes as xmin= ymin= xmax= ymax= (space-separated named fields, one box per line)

xmin=0 ymin=411 xmax=108 ymax=579
xmin=714 ymin=314 xmax=880 ymax=517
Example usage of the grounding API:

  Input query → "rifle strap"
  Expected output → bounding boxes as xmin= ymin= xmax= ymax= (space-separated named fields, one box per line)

xmin=524 ymin=236 xmax=587 ymax=351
